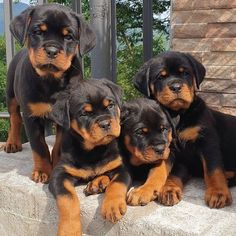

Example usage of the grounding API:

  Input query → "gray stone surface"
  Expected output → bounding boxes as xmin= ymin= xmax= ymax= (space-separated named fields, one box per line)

xmin=0 ymin=136 xmax=236 ymax=236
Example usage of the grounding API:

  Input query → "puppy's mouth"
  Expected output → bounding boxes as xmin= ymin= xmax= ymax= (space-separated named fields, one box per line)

xmin=130 ymin=147 xmax=170 ymax=166
xmin=156 ymin=89 xmax=193 ymax=111
xmin=94 ymin=134 xmax=117 ymax=144
xmin=29 ymin=47 xmax=75 ymax=78
xmin=76 ymin=119 xmax=120 ymax=150
xmin=38 ymin=64 xmax=61 ymax=72
xmin=168 ymin=98 xmax=191 ymax=111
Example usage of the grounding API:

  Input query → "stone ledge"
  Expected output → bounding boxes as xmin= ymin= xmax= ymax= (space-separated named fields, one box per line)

xmin=0 ymin=136 xmax=236 ymax=236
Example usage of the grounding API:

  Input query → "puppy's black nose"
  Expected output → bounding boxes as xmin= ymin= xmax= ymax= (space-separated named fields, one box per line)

xmin=99 ymin=120 xmax=111 ymax=130
xmin=169 ymin=83 xmax=182 ymax=93
xmin=154 ymin=144 xmax=165 ymax=155
xmin=45 ymin=46 xmax=60 ymax=59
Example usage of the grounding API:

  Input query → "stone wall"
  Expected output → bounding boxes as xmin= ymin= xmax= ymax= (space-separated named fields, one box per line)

xmin=171 ymin=0 xmax=236 ymax=115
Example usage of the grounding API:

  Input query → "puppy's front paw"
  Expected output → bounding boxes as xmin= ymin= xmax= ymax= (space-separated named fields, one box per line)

xmin=58 ymin=220 xmax=82 ymax=236
xmin=205 ymin=187 xmax=232 ymax=208
xmin=4 ymin=141 xmax=22 ymax=153
xmin=127 ymin=186 xmax=159 ymax=206
xmin=101 ymin=196 xmax=127 ymax=223
xmin=84 ymin=175 xmax=110 ymax=196
xmin=31 ymin=170 xmax=51 ymax=183
xmin=159 ymin=184 xmax=183 ymax=206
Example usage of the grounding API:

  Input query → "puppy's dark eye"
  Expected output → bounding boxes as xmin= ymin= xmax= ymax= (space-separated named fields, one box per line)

xmin=107 ymin=102 xmax=115 ymax=109
xmin=64 ymin=35 xmax=73 ymax=41
xmin=160 ymin=126 xmax=168 ymax=132
xmin=33 ymin=29 xmax=42 ymax=35
xmin=136 ymin=128 xmax=148 ymax=136
xmin=80 ymin=110 xmax=93 ymax=117
xmin=157 ymin=74 xmax=165 ymax=80
xmin=182 ymin=71 xmax=190 ymax=77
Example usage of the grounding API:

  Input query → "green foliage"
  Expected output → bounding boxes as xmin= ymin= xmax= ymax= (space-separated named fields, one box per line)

xmin=116 ymin=0 xmax=170 ymax=47
xmin=117 ymin=34 xmax=168 ymax=101
xmin=0 ymin=36 xmax=7 ymax=63
xmin=0 ymin=37 xmax=7 ymax=111
xmin=0 ymin=119 xmax=9 ymax=142
xmin=45 ymin=0 xmax=72 ymax=6
xmin=0 ymin=61 xmax=6 ymax=111
xmin=116 ymin=0 xmax=170 ymax=100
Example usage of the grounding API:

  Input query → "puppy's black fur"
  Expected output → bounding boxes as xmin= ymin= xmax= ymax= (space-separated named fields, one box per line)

xmin=120 ymin=98 xmax=176 ymax=206
xmin=5 ymin=4 xmax=96 ymax=183
xmin=48 ymin=78 xmax=131 ymax=235
xmin=134 ymin=51 xmax=235 ymax=208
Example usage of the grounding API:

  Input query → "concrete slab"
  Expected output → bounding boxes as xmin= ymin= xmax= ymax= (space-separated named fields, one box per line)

xmin=0 ymin=136 xmax=235 ymax=236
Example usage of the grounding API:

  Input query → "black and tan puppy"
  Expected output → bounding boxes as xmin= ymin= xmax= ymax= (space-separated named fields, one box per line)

xmin=134 ymin=51 xmax=235 ymax=208
xmin=120 ymin=98 xmax=176 ymax=206
xmin=4 ymin=4 xmax=96 ymax=183
xmin=48 ymin=78 xmax=131 ymax=235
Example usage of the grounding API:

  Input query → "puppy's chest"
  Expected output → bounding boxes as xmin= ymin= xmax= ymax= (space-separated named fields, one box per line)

xmin=35 ymin=77 xmax=67 ymax=99
xmin=178 ymin=125 xmax=202 ymax=143
xmin=27 ymin=79 xmax=68 ymax=117
xmin=63 ymin=155 xmax=122 ymax=180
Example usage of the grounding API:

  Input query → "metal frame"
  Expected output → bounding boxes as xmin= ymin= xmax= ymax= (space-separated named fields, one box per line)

xmin=143 ymin=0 xmax=153 ymax=62
xmin=89 ymin=0 xmax=116 ymax=81
xmin=4 ymin=0 xmax=14 ymax=69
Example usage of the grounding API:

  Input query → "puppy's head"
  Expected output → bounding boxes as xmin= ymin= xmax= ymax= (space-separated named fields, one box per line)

xmin=121 ymin=98 xmax=175 ymax=166
xmin=10 ymin=4 xmax=96 ymax=78
xmin=134 ymin=51 xmax=206 ymax=111
xmin=50 ymin=78 xmax=122 ymax=151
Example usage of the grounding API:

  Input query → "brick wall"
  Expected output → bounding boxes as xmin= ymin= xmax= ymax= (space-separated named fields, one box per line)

xmin=171 ymin=0 xmax=236 ymax=115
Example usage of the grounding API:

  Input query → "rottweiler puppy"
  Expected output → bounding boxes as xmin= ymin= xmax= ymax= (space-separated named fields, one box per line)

xmin=134 ymin=51 xmax=236 ymax=208
xmin=4 ymin=4 xmax=96 ymax=183
xmin=48 ymin=78 xmax=131 ymax=235
xmin=120 ymin=98 xmax=176 ymax=206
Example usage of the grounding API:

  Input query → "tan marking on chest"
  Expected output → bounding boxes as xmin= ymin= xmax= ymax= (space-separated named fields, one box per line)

xmin=179 ymin=126 xmax=201 ymax=142
xmin=28 ymin=102 xmax=52 ymax=117
xmin=63 ymin=156 xmax=122 ymax=180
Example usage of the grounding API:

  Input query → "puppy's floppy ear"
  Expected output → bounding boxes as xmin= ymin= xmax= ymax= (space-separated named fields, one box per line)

xmin=101 ymin=79 xmax=123 ymax=108
xmin=71 ymin=13 xmax=96 ymax=57
xmin=48 ymin=93 xmax=70 ymax=130
xmin=161 ymin=106 xmax=180 ymax=139
xmin=133 ymin=63 xmax=151 ymax=97
xmin=121 ymin=102 xmax=133 ymax=125
xmin=183 ymin=53 xmax=206 ymax=89
xmin=10 ymin=6 xmax=35 ymax=46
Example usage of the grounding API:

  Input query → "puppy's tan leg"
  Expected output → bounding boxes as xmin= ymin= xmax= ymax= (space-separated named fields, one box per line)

xmin=4 ymin=98 xmax=22 ymax=153
xmin=127 ymin=160 xmax=170 ymax=206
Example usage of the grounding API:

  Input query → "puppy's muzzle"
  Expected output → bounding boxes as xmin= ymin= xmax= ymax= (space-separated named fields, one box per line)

xmin=153 ymin=144 xmax=165 ymax=155
xmin=98 ymin=120 xmax=111 ymax=131
xmin=169 ymin=82 xmax=183 ymax=94
xmin=43 ymin=42 xmax=62 ymax=59
xmin=44 ymin=45 xmax=60 ymax=59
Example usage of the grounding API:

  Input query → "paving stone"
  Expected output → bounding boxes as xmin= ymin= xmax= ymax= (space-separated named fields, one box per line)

xmin=0 ymin=136 xmax=235 ymax=236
